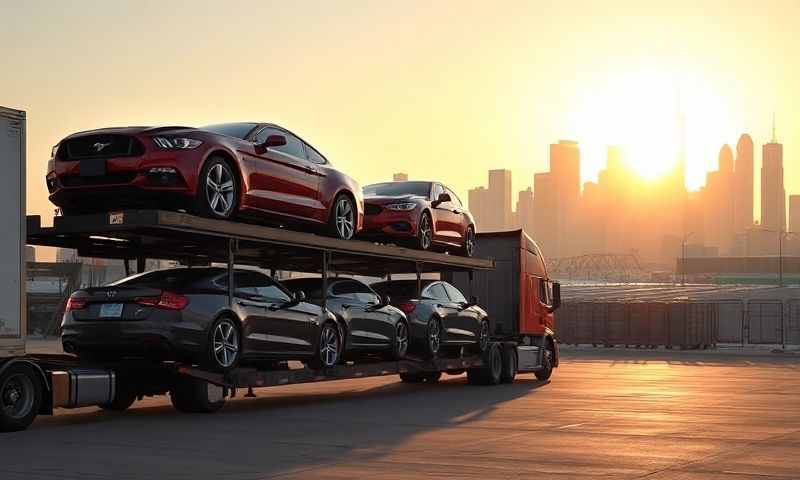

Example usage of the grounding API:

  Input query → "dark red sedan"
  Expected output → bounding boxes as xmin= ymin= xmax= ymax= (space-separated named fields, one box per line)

xmin=46 ymin=123 xmax=363 ymax=240
xmin=362 ymin=181 xmax=476 ymax=256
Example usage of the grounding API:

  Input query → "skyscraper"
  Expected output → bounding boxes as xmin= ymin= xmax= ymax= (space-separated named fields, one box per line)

xmin=467 ymin=186 xmax=489 ymax=232
xmin=549 ymin=140 xmax=581 ymax=257
xmin=533 ymin=172 xmax=557 ymax=257
xmin=761 ymin=123 xmax=786 ymax=232
xmin=515 ymin=187 xmax=535 ymax=234
xmin=790 ymin=195 xmax=800 ymax=234
xmin=734 ymin=134 xmax=754 ymax=234
xmin=488 ymin=169 xmax=513 ymax=231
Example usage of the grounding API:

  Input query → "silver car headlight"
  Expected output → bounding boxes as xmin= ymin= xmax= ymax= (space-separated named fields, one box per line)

xmin=152 ymin=137 xmax=203 ymax=150
xmin=385 ymin=203 xmax=417 ymax=211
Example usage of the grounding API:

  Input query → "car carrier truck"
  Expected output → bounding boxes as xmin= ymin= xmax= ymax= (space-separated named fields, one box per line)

xmin=0 ymin=106 xmax=560 ymax=432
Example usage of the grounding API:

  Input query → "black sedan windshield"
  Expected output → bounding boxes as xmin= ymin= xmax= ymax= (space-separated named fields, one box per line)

xmin=201 ymin=122 xmax=258 ymax=139
xmin=363 ymin=182 xmax=431 ymax=198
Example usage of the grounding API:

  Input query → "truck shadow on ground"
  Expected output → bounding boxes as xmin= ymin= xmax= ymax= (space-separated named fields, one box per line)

xmin=10 ymin=375 xmax=551 ymax=478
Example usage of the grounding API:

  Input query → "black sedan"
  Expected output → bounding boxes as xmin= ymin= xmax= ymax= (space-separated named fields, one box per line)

xmin=370 ymin=280 xmax=490 ymax=359
xmin=61 ymin=267 xmax=341 ymax=372
xmin=282 ymin=277 xmax=409 ymax=361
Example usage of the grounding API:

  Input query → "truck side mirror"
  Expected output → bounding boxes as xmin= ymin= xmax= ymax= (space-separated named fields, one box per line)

xmin=551 ymin=282 xmax=561 ymax=311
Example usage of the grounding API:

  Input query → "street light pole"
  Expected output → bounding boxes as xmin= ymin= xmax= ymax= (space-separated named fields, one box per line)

xmin=681 ymin=231 xmax=694 ymax=286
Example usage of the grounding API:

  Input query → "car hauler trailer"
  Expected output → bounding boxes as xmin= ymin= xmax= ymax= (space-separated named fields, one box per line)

xmin=0 ymin=105 xmax=559 ymax=432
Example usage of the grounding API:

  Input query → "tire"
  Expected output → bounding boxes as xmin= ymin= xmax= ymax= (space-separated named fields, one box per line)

xmin=424 ymin=372 xmax=442 ymax=383
xmin=206 ymin=316 xmax=241 ymax=373
xmin=390 ymin=320 xmax=410 ymax=360
xmin=170 ymin=376 xmax=225 ymax=414
xmin=0 ymin=364 xmax=43 ymax=432
xmin=99 ymin=381 xmax=137 ymax=412
xmin=415 ymin=212 xmax=433 ymax=251
xmin=309 ymin=322 xmax=341 ymax=370
xmin=535 ymin=346 xmax=554 ymax=381
xmin=425 ymin=317 xmax=443 ymax=359
xmin=329 ymin=193 xmax=356 ymax=240
xmin=459 ymin=225 xmax=476 ymax=257
xmin=476 ymin=319 xmax=490 ymax=353
xmin=196 ymin=156 xmax=238 ymax=220
xmin=500 ymin=345 xmax=518 ymax=384
xmin=467 ymin=343 xmax=502 ymax=386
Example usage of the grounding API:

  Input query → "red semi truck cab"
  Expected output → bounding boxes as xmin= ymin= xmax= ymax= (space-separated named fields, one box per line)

xmin=444 ymin=230 xmax=561 ymax=364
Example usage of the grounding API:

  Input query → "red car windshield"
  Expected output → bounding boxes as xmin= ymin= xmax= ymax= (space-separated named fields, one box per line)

xmin=363 ymin=182 xmax=431 ymax=198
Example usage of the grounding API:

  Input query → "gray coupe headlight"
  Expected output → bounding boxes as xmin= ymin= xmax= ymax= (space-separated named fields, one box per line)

xmin=385 ymin=203 xmax=417 ymax=211
xmin=153 ymin=136 xmax=203 ymax=150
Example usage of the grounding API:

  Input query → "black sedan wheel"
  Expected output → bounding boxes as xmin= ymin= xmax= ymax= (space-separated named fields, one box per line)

xmin=198 ymin=158 xmax=238 ymax=219
xmin=310 ymin=323 xmax=341 ymax=369
xmin=391 ymin=320 xmax=410 ymax=360
xmin=207 ymin=317 xmax=240 ymax=372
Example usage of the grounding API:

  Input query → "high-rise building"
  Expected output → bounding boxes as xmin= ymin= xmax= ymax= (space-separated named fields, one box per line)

xmin=549 ymin=140 xmax=580 ymax=257
xmin=533 ymin=172 xmax=557 ymax=257
xmin=515 ymin=187 xmax=535 ymax=234
xmin=467 ymin=186 xmax=489 ymax=232
xmin=790 ymin=195 xmax=800 ymax=234
xmin=761 ymin=125 xmax=786 ymax=232
xmin=488 ymin=169 xmax=513 ymax=231
xmin=734 ymin=134 xmax=754 ymax=234
xmin=393 ymin=173 xmax=408 ymax=182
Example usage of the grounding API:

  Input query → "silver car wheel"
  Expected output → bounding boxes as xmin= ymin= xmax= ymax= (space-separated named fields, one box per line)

xmin=419 ymin=214 xmax=432 ymax=250
xmin=478 ymin=320 xmax=489 ymax=351
xmin=205 ymin=163 xmax=235 ymax=217
xmin=428 ymin=318 xmax=441 ymax=354
xmin=213 ymin=319 xmax=239 ymax=368
xmin=396 ymin=321 xmax=409 ymax=357
xmin=334 ymin=197 xmax=355 ymax=240
xmin=318 ymin=325 xmax=340 ymax=367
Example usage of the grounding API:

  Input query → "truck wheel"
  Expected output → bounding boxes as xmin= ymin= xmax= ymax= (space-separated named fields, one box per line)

xmin=500 ymin=345 xmax=517 ymax=384
xmin=534 ymin=347 xmax=554 ymax=381
xmin=170 ymin=377 xmax=225 ymax=414
xmin=0 ymin=364 xmax=43 ymax=432
xmin=467 ymin=343 xmax=502 ymax=386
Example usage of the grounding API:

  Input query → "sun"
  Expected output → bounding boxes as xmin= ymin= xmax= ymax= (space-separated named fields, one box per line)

xmin=573 ymin=68 xmax=733 ymax=189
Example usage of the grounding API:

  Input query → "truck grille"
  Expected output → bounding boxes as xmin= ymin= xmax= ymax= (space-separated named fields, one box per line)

xmin=60 ymin=173 xmax=138 ymax=187
xmin=59 ymin=135 xmax=145 ymax=161
xmin=365 ymin=204 xmax=383 ymax=215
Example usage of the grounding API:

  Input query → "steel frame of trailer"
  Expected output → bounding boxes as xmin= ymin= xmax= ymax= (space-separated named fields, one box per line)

xmin=22 ymin=209 xmax=504 ymax=405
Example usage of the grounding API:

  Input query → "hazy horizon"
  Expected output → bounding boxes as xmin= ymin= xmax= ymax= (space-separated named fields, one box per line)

xmin=3 ymin=0 xmax=799 ymax=261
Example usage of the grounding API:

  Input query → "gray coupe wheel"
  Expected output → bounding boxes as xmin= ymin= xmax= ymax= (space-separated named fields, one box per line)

xmin=311 ymin=323 xmax=341 ymax=369
xmin=427 ymin=317 xmax=442 ymax=358
xmin=461 ymin=226 xmax=476 ymax=257
xmin=477 ymin=319 xmax=490 ymax=352
xmin=392 ymin=320 xmax=409 ymax=360
xmin=330 ymin=194 xmax=356 ymax=240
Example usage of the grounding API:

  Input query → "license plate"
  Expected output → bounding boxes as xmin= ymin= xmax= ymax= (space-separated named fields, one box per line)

xmin=80 ymin=158 xmax=107 ymax=176
xmin=99 ymin=303 xmax=124 ymax=318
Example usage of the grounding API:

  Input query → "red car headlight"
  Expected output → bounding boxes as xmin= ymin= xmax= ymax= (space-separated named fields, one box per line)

xmin=385 ymin=203 xmax=417 ymax=211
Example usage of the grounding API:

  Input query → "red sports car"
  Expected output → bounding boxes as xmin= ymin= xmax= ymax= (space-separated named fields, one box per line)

xmin=362 ymin=181 xmax=476 ymax=256
xmin=46 ymin=123 xmax=363 ymax=240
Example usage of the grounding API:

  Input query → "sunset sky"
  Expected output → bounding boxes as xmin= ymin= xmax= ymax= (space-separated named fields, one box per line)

xmin=2 ymin=0 xmax=799 ymax=252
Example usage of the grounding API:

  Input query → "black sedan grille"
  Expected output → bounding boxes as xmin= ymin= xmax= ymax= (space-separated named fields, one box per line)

xmin=365 ymin=204 xmax=383 ymax=215
xmin=59 ymin=135 xmax=145 ymax=161
xmin=60 ymin=173 xmax=137 ymax=187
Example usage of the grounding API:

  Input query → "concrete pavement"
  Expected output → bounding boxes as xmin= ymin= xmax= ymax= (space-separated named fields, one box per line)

xmin=2 ymin=351 xmax=799 ymax=479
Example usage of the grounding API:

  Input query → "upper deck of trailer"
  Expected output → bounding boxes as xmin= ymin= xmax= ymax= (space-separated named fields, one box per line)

xmin=26 ymin=210 xmax=495 ymax=275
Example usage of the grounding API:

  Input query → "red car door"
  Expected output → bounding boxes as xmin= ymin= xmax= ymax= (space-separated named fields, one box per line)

xmin=245 ymin=127 xmax=322 ymax=221
xmin=431 ymin=183 xmax=462 ymax=244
